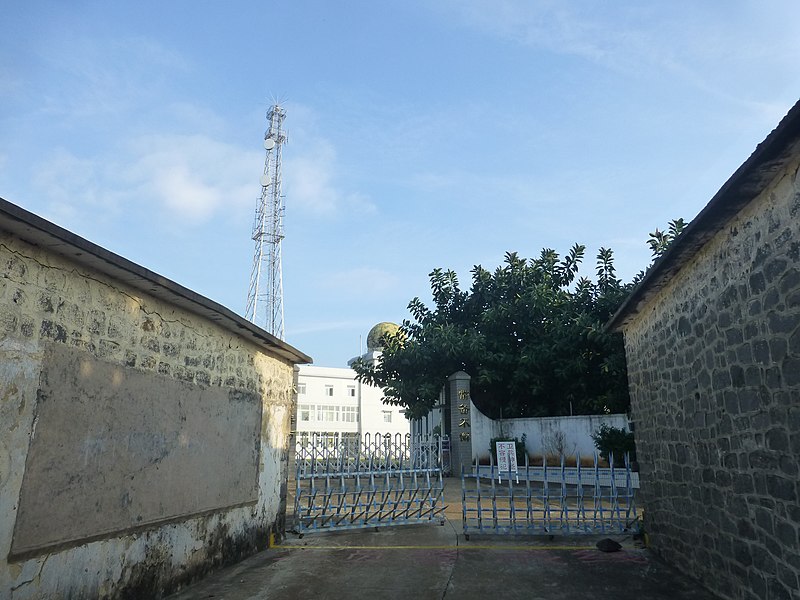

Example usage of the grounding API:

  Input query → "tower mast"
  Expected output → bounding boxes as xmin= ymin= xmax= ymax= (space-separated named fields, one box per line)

xmin=246 ymin=104 xmax=287 ymax=339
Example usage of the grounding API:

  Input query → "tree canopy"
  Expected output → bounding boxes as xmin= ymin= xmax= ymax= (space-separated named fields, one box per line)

xmin=352 ymin=245 xmax=636 ymax=420
xmin=647 ymin=218 xmax=688 ymax=259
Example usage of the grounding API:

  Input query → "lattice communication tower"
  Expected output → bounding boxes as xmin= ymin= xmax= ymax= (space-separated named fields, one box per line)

xmin=246 ymin=104 xmax=287 ymax=339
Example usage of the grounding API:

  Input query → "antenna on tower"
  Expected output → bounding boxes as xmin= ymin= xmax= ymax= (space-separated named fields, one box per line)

xmin=246 ymin=104 xmax=287 ymax=339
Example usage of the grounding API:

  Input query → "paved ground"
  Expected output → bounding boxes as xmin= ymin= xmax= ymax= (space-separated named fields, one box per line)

xmin=168 ymin=479 xmax=720 ymax=600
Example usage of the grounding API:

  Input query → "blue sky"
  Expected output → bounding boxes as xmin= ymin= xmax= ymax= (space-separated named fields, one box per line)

xmin=2 ymin=1 xmax=799 ymax=367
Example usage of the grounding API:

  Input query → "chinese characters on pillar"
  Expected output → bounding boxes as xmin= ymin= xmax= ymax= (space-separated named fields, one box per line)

xmin=457 ymin=389 xmax=471 ymax=441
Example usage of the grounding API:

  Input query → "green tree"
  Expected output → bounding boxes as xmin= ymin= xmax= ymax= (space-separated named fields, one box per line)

xmin=353 ymin=246 xmax=634 ymax=420
xmin=647 ymin=218 xmax=688 ymax=259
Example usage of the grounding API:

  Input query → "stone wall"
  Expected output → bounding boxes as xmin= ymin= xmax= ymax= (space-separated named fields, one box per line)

xmin=622 ymin=158 xmax=800 ymax=599
xmin=1 ymin=229 xmax=299 ymax=599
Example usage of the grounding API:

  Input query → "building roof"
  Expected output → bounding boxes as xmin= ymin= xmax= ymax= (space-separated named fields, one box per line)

xmin=0 ymin=197 xmax=312 ymax=365
xmin=607 ymin=99 xmax=800 ymax=332
xmin=297 ymin=364 xmax=356 ymax=378
xmin=366 ymin=321 xmax=399 ymax=351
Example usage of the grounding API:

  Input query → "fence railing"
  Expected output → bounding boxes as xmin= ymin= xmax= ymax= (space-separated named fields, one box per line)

xmin=292 ymin=432 xmax=448 ymax=535
xmin=473 ymin=463 xmax=639 ymax=488
xmin=462 ymin=453 xmax=639 ymax=538
xmin=294 ymin=432 xmax=448 ymax=475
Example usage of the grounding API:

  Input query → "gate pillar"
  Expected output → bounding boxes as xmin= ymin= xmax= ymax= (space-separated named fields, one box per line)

xmin=448 ymin=371 xmax=473 ymax=475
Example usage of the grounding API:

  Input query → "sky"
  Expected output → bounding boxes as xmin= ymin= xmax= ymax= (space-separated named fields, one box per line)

xmin=2 ymin=1 xmax=799 ymax=367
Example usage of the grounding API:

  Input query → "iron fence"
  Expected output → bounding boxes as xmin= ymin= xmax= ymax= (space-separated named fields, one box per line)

xmin=294 ymin=431 xmax=448 ymax=475
xmin=293 ymin=432 xmax=448 ymax=535
xmin=461 ymin=453 xmax=639 ymax=539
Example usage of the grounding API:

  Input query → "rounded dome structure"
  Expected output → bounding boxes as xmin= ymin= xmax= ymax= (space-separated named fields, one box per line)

xmin=366 ymin=322 xmax=400 ymax=351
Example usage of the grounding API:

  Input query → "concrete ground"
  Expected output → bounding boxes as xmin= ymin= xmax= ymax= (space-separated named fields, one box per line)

xmin=167 ymin=478 xmax=720 ymax=600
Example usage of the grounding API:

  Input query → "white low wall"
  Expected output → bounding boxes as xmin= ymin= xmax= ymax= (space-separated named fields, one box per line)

xmin=469 ymin=400 xmax=629 ymax=461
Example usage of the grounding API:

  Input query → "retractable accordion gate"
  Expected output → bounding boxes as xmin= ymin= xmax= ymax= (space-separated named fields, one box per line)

xmin=461 ymin=454 xmax=639 ymax=539
xmin=293 ymin=433 xmax=448 ymax=535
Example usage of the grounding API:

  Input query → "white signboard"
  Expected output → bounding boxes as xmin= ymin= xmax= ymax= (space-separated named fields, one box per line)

xmin=495 ymin=441 xmax=518 ymax=482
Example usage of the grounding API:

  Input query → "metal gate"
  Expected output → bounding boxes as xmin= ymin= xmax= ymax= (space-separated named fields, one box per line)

xmin=293 ymin=432 xmax=448 ymax=535
xmin=461 ymin=453 xmax=639 ymax=539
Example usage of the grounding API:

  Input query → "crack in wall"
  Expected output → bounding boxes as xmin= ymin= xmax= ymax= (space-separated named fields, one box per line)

xmin=9 ymin=553 xmax=49 ymax=596
xmin=1 ymin=242 xmax=215 ymax=339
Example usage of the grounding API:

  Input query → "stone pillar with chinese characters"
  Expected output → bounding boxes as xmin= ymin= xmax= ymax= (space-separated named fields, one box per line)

xmin=448 ymin=371 xmax=473 ymax=474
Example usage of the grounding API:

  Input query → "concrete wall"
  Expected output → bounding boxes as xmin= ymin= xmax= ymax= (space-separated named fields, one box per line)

xmin=621 ymin=159 xmax=800 ymax=599
xmin=1 ymin=231 xmax=297 ymax=599
xmin=469 ymin=400 xmax=628 ymax=461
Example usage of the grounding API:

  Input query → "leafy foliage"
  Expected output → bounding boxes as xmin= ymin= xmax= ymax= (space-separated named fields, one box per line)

xmin=353 ymin=246 xmax=635 ymax=420
xmin=591 ymin=424 xmax=637 ymax=464
xmin=630 ymin=218 xmax=689 ymax=286
xmin=647 ymin=218 xmax=688 ymax=259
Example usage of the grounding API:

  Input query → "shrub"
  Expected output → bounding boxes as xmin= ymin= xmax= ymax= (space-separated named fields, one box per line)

xmin=542 ymin=429 xmax=575 ymax=458
xmin=591 ymin=424 xmax=636 ymax=465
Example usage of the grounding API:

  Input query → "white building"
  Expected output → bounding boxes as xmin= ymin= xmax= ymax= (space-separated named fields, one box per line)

xmin=294 ymin=324 xmax=411 ymax=444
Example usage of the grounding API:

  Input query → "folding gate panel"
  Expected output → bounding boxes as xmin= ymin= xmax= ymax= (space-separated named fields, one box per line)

xmin=293 ymin=433 xmax=447 ymax=535
xmin=461 ymin=454 xmax=639 ymax=539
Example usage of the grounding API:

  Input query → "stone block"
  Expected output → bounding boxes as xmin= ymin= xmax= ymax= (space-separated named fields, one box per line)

xmin=775 ymin=519 xmax=797 ymax=547
xmin=749 ymin=271 xmax=767 ymax=294
xmin=768 ymin=580 xmax=793 ymax=600
xmin=750 ymin=544 xmax=778 ymax=575
xmin=40 ymin=320 xmax=67 ymax=343
xmin=749 ymin=450 xmax=779 ymax=471
xmin=783 ymin=357 xmax=800 ymax=386
xmin=764 ymin=257 xmax=789 ymax=283
xmin=766 ymin=475 xmax=797 ymax=502
xmin=752 ymin=340 xmax=771 ymax=365
xmin=768 ymin=311 xmax=798 ymax=336
xmin=776 ymin=563 xmax=798 ymax=594
xmin=766 ymin=428 xmax=790 ymax=452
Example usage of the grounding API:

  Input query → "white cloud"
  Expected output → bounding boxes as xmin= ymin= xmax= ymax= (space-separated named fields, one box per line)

xmin=283 ymin=141 xmax=339 ymax=215
xmin=32 ymin=149 xmax=106 ymax=210
xmin=283 ymin=138 xmax=376 ymax=218
xmin=29 ymin=132 xmax=262 ymax=227
xmin=125 ymin=133 xmax=262 ymax=223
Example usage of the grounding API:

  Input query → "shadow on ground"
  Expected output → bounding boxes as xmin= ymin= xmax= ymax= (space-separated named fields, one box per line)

xmin=167 ymin=478 xmax=720 ymax=600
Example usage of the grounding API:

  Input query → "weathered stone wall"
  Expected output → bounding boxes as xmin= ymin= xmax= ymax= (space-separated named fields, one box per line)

xmin=1 ymin=232 xmax=296 ymax=599
xmin=623 ymin=159 xmax=800 ymax=599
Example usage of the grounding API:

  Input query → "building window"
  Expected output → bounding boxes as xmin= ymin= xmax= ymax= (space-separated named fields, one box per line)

xmin=341 ymin=406 xmax=359 ymax=423
xmin=297 ymin=383 xmax=306 ymax=395
xmin=382 ymin=410 xmax=392 ymax=423
xmin=342 ymin=432 xmax=359 ymax=445
xmin=299 ymin=404 xmax=312 ymax=422
xmin=317 ymin=405 xmax=338 ymax=422
xmin=347 ymin=385 xmax=356 ymax=397
xmin=325 ymin=385 xmax=334 ymax=397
